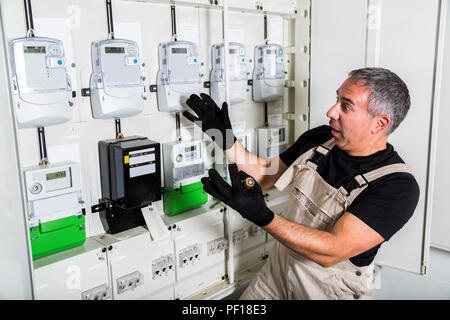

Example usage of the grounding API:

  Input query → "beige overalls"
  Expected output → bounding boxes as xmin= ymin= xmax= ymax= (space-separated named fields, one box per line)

xmin=240 ymin=138 xmax=414 ymax=300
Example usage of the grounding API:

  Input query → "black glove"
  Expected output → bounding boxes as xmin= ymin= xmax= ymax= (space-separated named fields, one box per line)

xmin=201 ymin=163 xmax=274 ymax=227
xmin=183 ymin=93 xmax=236 ymax=150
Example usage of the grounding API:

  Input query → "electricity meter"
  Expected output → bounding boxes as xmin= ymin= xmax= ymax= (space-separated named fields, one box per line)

xmin=23 ymin=161 xmax=85 ymax=258
xmin=210 ymin=42 xmax=247 ymax=106
xmin=96 ymin=136 xmax=161 ymax=234
xmin=252 ymin=43 xmax=285 ymax=102
xmin=162 ymin=139 xmax=208 ymax=215
xmin=257 ymin=125 xmax=288 ymax=160
xmin=156 ymin=41 xmax=201 ymax=112
xmin=90 ymin=39 xmax=145 ymax=119
xmin=9 ymin=37 xmax=73 ymax=128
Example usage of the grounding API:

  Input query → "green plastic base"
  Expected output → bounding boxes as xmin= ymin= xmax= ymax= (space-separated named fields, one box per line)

xmin=163 ymin=181 xmax=208 ymax=216
xmin=30 ymin=215 xmax=86 ymax=259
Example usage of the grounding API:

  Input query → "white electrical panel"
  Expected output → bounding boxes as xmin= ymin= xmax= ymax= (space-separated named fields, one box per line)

xmin=156 ymin=40 xmax=201 ymax=112
xmin=228 ymin=209 xmax=266 ymax=273
xmin=93 ymin=227 xmax=175 ymax=300
xmin=33 ymin=238 xmax=110 ymax=300
xmin=164 ymin=207 xmax=227 ymax=300
xmin=252 ymin=43 xmax=285 ymax=102
xmin=163 ymin=139 xmax=208 ymax=189
xmin=23 ymin=161 xmax=83 ymax=227
xmin=89 ymin=39 xmax=145 ymax=119
xmin=9 ymin=37 xmax=73 ymax=128
xmin=210 ymin=42 xmax=247 ymax=106
xmin=257 ymin=125 xmax=288 ymax=160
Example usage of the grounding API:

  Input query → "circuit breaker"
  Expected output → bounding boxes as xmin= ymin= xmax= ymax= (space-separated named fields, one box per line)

xmin=9 ymin=37 xmax=73 ymax=128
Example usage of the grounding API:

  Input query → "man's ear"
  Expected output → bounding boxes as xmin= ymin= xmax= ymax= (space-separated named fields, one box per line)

xmin=371 ymin=115 xmax=391 ymax=135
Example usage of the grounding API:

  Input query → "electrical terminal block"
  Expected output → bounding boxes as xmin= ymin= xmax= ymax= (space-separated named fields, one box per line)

xmin=250 ymin=225 xmax=265 ymax=236
xmin=116 ymin=271 xmax=144 ymax=295
xmin=179 ymin=244 xmax=201 ymax=268
xmin=207 ymin=237 xmax=229 ymax=256
xmin=81 ymin=284 xmax=111 ymax=300
xmin=233 ymin=229 xmax=249 ymax=244
xmin=152 ymin=254 xmax=175 ymax=279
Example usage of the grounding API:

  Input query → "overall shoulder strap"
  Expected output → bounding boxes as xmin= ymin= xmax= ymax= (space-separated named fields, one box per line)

xmin=275 ymin=138 xmax=336 ymax=191
xmin=306 ymin=138 xmax=336 ymax=170
xmin=339 ymin=163 xmax=415 ymax=196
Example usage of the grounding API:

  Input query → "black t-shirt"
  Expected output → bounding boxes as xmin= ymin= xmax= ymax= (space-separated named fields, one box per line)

xmin=279 ymin=125 xmax=420 ymax=267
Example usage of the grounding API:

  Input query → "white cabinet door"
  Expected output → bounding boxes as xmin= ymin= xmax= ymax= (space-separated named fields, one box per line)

xmin=310 ymin=0 xmax=438 ymax=274
xmin=429 ymin=1 xmax=450 ymax=252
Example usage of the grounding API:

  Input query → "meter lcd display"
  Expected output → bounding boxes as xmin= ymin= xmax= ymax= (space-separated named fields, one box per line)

xmin=105 ymin=47 xmax=125 ymax=54
xmin=185 ymin=146 xmax=197 ymax=153
xmin=229 ymin=48 xmax=237 ymax=54
xmin=24 ymin=46 xmax=46 ymax=54
xmin=172 ymin=47 xmax=187 ymax=54
xmin=46 ymin=170 xmax=67 ymax=181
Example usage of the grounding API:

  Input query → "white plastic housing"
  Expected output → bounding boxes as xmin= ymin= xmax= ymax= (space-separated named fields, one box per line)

xmin=163 ymin=139 xmax=207 ymax=189
xmin=210 ymin=42 xmax=247 ymax=106
xmin=156 ymin=41 xmax=201 ymax=112
xmin=9 ymin=37 xmax=73 ymax=128
xmin=252 ymin=43 xmax=285 ymax=102
xmin=89 ymin=39 xmax=145 ymax=119
xmin=256 ymin=125 xmax=288 ymax=160
xmin=23 ymin=161 xmax=83 ymax=227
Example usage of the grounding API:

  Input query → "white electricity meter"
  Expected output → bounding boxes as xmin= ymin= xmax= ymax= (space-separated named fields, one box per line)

xmin=210 ymin=42 xmax=247 ymax=106
xmin=90 ymin=39 xmax=145 ymax=119
xmin=252 ymin=43 xmax=285 ymax=102
xmin=257 ymin=125 xmax=288 ymax=160
xmin=9 ymin=37 xmax=73 ymax=128
xmin=156 ymin=41 xmax=201 ymax=112
xmin=163 ymin=139 xmax=207 ymax=189
xmin=23 ymin=161 xmax=83 ymax=227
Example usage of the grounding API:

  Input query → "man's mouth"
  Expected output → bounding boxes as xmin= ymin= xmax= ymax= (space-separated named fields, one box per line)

xmin=329 ymin=122 xmax=341 ymax=136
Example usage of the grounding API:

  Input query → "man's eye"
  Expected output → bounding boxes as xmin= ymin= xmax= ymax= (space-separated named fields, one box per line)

xmin=342 ymin=104 xmax=351 ymax=111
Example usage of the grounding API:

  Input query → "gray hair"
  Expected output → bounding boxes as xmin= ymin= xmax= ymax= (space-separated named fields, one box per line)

xmin=348 ymin=67 xmax=410 ymax=134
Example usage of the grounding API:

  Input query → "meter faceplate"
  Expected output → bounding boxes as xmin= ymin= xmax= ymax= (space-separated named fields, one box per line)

xmin=10 ymin=37 xmax=73 ymax=128
xmin=210 ymin=42 xmax=247 ymax=106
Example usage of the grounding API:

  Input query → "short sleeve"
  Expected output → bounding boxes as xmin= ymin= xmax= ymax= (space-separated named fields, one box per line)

xmin=347 ymin=173 xmax=420 ymax=241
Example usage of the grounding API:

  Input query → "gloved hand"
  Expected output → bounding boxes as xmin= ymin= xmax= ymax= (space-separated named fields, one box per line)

xmin=201 ymin=163 xmax=274 ymax=227
xmin=183 ymin=93 xmax=236 ymax=150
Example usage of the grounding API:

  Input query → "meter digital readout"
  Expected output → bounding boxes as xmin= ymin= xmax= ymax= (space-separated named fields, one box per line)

xmin=9 ymin=37 xmax=73 ymax=128
xmin=252 ymin=43 xmax=285 ymax=102
xmin=89 ymin=39 xmax=145 ymax=119
xmin=156 ymin=40 xmax=202 ymax=112
xmin=210 ymin=42 xmax=247 ymax=106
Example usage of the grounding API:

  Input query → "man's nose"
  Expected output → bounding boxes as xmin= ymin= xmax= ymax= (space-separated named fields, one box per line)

xmin=326 ymin=103 xmax=339 ymax=120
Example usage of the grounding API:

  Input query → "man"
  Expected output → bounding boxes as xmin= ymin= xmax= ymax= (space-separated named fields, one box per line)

xmin=183 ymin=67 xmax=420 ymax=300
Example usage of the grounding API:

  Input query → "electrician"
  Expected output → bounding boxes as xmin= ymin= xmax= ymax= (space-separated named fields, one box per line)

xmin=182 ymin=67 xmax=419 ymax=299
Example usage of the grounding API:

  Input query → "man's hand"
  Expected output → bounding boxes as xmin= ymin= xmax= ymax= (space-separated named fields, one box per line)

xmin=201 ymin=163 xmax=274 ymax=227
xmin=183 ymin=93 xmax=236 ymax=150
